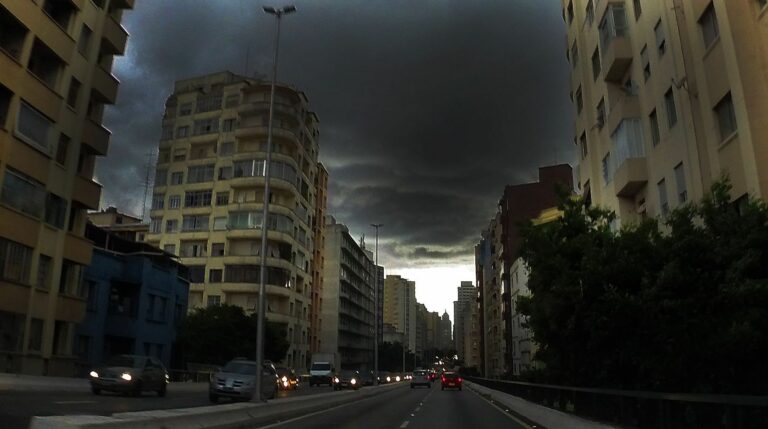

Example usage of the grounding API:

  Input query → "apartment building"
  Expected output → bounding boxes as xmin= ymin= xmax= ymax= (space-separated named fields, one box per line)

xmin=309 ymin=163 xmax=327 ymax=355
xmin=0 ymin=0 xmax=133 ymax=376
xmin=145 ymin=71 xmax=322 ymax=371
xmin=438 ymin=310 xmax=452 ymax=351
xmin=319 ymin=219 xmax=375 ymax=371
xmin=476 ymin=215 xmax=503 ymax=377
xmin=562 ymin=0 xmax=768 ymax=223
xmin=88 ymin=206 xmax=147 ymax=243
xmin=453 ymin=281 xmax=475 ymax=361
xmin=383 ymin=275 xmax=417 ymax=353
xmin=460 ymin=297 xmax=481 ymax=371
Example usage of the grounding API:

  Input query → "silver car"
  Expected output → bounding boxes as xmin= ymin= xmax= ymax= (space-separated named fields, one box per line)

xmin=209 ymin=359 xmax=278 ymax=402
xmin=89 ymin=355 xmax=169 ymax=396
xmin=410 ymin=369 xmax=431 ymax=388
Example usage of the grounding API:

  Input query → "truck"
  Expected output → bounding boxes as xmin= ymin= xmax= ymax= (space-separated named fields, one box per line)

xmin=308 ymin=353 xmax=337 ymax=387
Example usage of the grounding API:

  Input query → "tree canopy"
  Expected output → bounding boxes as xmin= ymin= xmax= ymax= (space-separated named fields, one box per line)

xmin=517 ymin=180 xmax=768 ymax=394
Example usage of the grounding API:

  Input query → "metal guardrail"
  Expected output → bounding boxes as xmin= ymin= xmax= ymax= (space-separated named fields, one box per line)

xmin=466 ymin=377 xmax=768 ymax=429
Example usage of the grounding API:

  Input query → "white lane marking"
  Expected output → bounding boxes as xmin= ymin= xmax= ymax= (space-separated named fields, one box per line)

xmin=53 ymin=401 xmax=95 ymax=404
xmin=400 ymin=422 xmax=410 ymax=428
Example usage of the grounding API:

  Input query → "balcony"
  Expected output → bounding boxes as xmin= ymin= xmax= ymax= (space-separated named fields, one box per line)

xmin=72 ymin=175 xmax=102 ymax=209
xmin=599 ymin=3 xmax=632 ymax=83
xmin=64 ymin=232 xmax=93 ymax=266
xmin=605 ymin=94 xmax=640 ymax=136
xmin=101 ymin=17 xmax=128 ymax=56
xmin=613 ymin=158 xmax=648 ymax=198
xmin=82 ymin=118 xmax=110 ymax=156
xmin=92 ymin=66 xmax=119 ymax=104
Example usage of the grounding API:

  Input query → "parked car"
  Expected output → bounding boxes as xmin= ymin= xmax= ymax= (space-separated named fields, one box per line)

xmin=440 ymin=371 xmax=462 ymax=391
xmin=276 ymin=367 xmax=299 ymax=390
xmin=410 ymin=369 xmax=431 ymax=388
xmin=333 ymin=370 xmax=361 ymax=390
xmin=89 ymin=355 xmax=169 ymax=397
xmin=208 ymin=358 xmax=278 ymax=402
xmin=360 ymin=370 xmax=376 ymax=386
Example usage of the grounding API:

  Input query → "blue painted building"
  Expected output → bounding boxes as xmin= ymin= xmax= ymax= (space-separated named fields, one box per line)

xmin=75 ymin=224 xmax=189 ymax=374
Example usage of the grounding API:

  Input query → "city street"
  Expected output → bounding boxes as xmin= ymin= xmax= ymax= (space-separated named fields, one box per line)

xmin=259 ymin=382 xmax=525 ymax=429
xmin=0 ymin=381 xmax=333 ymax=429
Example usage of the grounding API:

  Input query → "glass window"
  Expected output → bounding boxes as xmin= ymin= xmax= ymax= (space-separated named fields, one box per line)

xmin=165 ymin=219 xmax=178 ymax=233
xmin=195 ymin=94 xmax=222 ymax=113
xmin=649 ymin=109 xmax=660 ymax=146
xmin=179 ymin=102 xmax=193 ymax=116
xmin=180 ymin=240 xmax=207 ymax=257
xmin=169 ymin=195 xmax=181 ymax=209
xmin=182 ymin=215 xmax=209 ymax=232
xmin=714 ymin=92 xmax=737 ymax=141
xmin=575 ymin=86 xmax=583 ymax=114
xmin=658 ymin=178 xmax=669 ymax=216
xmin=16 ymin=101 xmax=54 ymax=155
xmin=585 ymin=0 xmax=594 ymax=25
xmin=56 ymin=134 xmax=70 ymax=166
xmin=665 ymin=88 xmax=677 ymax=128
xmin=150 ymin=218 xmax=162 ymax=234
xmin=641 ymin=45 xmax=651 ymax=81
xmin=173 ymin=148 xmax=187 ymax=161
xmin=184 ymin=190 xmax=212 ymax=207
xmin=599 ymin=4 xmax=627 ymax=51
xmin=187 ymin=266 xmax=206 ymax=283
xmin=674 ymin=163 xmax=687 ymax=204
xmin=222 ymin=118 xmax=236 ymax=132
xmin=211 ymin=243 xmax=225 ymax=256
xmin=216 ymin=192 xmax=229 ymax=205
xmin=151 ymin=193 xmax=165 ymax=210
xmin=219 ymin=141 xmax=235 ymax=156
xmin=176 ymin=126 xmax=189 ymax=138
xmin=209 ymin=269 xmax=223 ymax=283
xmin=187 ymin=164 xmax=214 ymax=183
xmin=1 ymin=168 xmax=46 ymax=218
xmin=633 ymin=0 xmax=642 ymax=20
xmin=207 ymin=295 xmax=221 ymax=306
xmin=591 ymin=48 xmax=601 ymax=80
xmin=193 ymin=118 xmax=219 ymax=135
xmin=160 ymin=125 xmax=173 ymax=141
xmin=655 ymin=19 xmax=666 ymax=56
xmin=0 ymin=311 xmax=24 ymax=352
xmin=596 ymin=98 xmax=606 ymax=128
xmin=570 ymin=41 xmax=578 ymax=69
xmin=580 ymin=132 xmax=588 ymax=159
xmin=699 ymin=4 xmax=719 ymax=49
xmin=37 ymin=254 xmax=52 ymax=290
xmin=67 ymin=77 xmax=81 ymax=109
xmin=602 ymin=152 xmax=611 ymax=184
xmin=213 ymin=217 xmax=228 ymax=230
xmin=170 ymin=171 xmax=184 ymax=185
xmin=44 ymin=193 xmax=67 ymax=228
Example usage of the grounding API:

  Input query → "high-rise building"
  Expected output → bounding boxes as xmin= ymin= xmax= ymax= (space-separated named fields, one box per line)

xmin=439 ymin=310 xmax=452 ymax=351
xmin=415 ymin=303 xmax=428 ymax=363
xmin=461 ymin=296 xmax=481 ymax=371
xmin=375 ymin=265 xmax=384 ymax=348
xmin=309 ymin=163 xmax=328 ymax=358
xmin=145 ymin=71 xmax=322 ymax=371
xmin=383 ymin=275 xmax=416 ymax=353
xmin=319 ymin=218 xmax=375 ymax=371
xmin=562 ymin=0 xmax=768 ymax=223
xmin=425 ymin=310 xmax=440 ymax=353
xmin=0 ymin=0 xmax=134 ymax=376
xmin=453 ymin=281 xmax=475 ymax=361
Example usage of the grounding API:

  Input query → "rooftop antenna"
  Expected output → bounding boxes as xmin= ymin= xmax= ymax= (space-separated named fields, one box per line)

xmin=141 ymin=151 xmax=155 ymax=222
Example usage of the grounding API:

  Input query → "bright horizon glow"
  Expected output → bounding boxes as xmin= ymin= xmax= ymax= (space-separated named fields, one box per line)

xmin=388 ymin=264 xmax=475 ymax=323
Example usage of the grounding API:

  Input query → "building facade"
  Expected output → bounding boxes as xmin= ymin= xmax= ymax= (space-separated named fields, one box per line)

xmin=477 ymin=213 xmax=505 ymax=377
xmin=453 ymin=281 xmax=475 ymax=361
xmin=461 ymin=295 xmax=481 ymax=371
xmin=0 ymin=0 xmax=133 ymax=376
xmin=319 ymin=219 xmax=375 ymax=371
xmin=309 ymin=163 xmax=327 ymax=356
xmin=438 ymin=310 xmax=452 ymax=351
xmin=383 ymin=275 xmax=416 ymax=353
xmin=145 ymin=71 xmax=322 ymax=371
xmin=509 ymin=257 xmax=535 ymax=376
xmin=76 ymin=223 xmax=189 ymax=374
xmin=88 ymin=206 xmax=147 ymax=243
xmin=562 ymin=0 xmax=768 ymax=224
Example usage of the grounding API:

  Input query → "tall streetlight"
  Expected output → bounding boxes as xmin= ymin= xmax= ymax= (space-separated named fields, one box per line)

xmin=371 ymin=223 xmax=383 ymax=385
xmin=255 ymin=4 xmax=296 ymax=402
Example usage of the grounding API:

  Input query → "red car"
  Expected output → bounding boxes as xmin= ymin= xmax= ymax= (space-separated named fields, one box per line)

xmin=441 ymin=372 xmax=462 ymax=390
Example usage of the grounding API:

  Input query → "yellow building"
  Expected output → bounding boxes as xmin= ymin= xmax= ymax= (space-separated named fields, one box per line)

xmin=145 ymin=71 xmax=322 ymax=370
xmin=383 ymin=275 xmax=416 ymax=352
xmin=562 ymin=0 xmax=768 ymax=223
xmin=309 ymin=163 xmax=328 ymax=355
xmin=0 ymin=0 xmax=132 ymax=375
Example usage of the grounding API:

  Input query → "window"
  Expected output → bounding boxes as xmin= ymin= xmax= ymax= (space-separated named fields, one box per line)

xmin=187 ymin=266 xmax=206 ymax=283
xmin=591 ymin=48 xmax=601 ymax=80
xmin=575 ymin=86 xmax=583 ymax=114
xmin=596 ymin=98 xmax=606 ymax=129
xmin=1 ymin=168 xmax=46 ymax=218
xmin=211 ymin=243 xmax=225 ymax=256
xmin=182 ymin=215 xmax=209 ymax=232
xmin=207 ymin=295 xmax=221 ymax=307
xmin=56 ymin=134 xmax=70 ymax=165
xmin=222 ymin=118 xmax=236 ymax=132
xmin=585 ymin=0 xmax=594 ymax=26
xmin=633 ymin=0 xmax=642 ymax=20
xmin=173 ymin=148 xmax=187 ymax=161
xmin=216 ymin=192 xmax=229 ymax=206
xmin=580 ymin=132 xmax=588 ymax=159
xmin=196 ymin=93 xmax=222 ymax=113
xmin=193 ymin=118 xmax=219 ymax=135
xmin=168 ymin=195 xmax=181 ymax=209
xmin=674 ymin=163 xmax=687 ymax=204
xmin=0 ymin=7 xmax=27 ymax=62
xmin=699 ymin=4 xmax=719 ymax=49
xmin=86 ymin=281 xmax=98 ymax=312
xmin=77 ymin=25 xmax=92 ymax=57
xmin=176 ymin=126 xmax=189 ymax=138
xmin=658 ymin=178 xmax=669 ymax=216
xmin=37 ymin=254 xmax=52 ymax=290
xmin=209 ymin=269 xmax=223 ymax=283
xmin=664 ymin=88 xmax=677 ymax=128
xmin=66 ymin=77 xmax=81 ymax=109
xmin=599 ymin=4 xmax=628 ymax=51
xmin=170 ymin=171 xmax=184 ymax=185
xmin=570 ymin=41 xmax=578 ymax=69
xmin=225 ymin=94 xmax=240 ymax=108
xmin=150 ymin=217 xmax=162 ymax=234
xmin=28 ymin=318 xmax=44 ymax=351
xmin=165 ymin=219 xmax=178 ymax=233
xmin=155 ymin=169 xmax=168 ymax=186
xmin=43 ymin=0 xmax=76 ymax=30
xmin=151 ymin=193 xmax=165 ymax=210
xmin=714 ymin=93 xmax=737 ymax=141
xmin=567 ymin=1 xmax=574 ymax=23
xmin=179 ymin=102 xmax=193 ymax=116
xmin=0 ymin=84 xmax=11 ymax=129
xmin=219 ymin=141 xmax=235 ymax=156
xmin=655 ymin=19 xmax=666 ymax=56
xmin=602 ymin=152 xmax=611 ymax=184
xmin=649 ymin=109 xmax=661 ymax=146
xmin=44 ymin=193 xmax=67 ymax=228
xmin=213 ymin=217 xmax=228 ymax=230
xmin=180 ymin=241 xmax=207 ymax=257
xmin=184 ymin=190 xmax=212 ymax=207
xmin=218 ymin=166 xmax=233 ymax=180
xmin=160 ymin=125 xmax=173 ymax=141
xmin=59 ymin=260 xmax=84 ymax=296
xmin=187 ymin=164 xmax=214 ymax=183
xmin=641 ymin=45 xmax=651 ymax=81
xmin=16 ymin=101 xmax=54 ymax=155
xmin=163 ymin=244 xmax=176 ymax=255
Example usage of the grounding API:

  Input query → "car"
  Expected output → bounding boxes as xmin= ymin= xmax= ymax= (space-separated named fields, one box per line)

xmin=89 ymin=355 xmax=169 ymax=397
xmin=208 ymin=358 xmax=278 ymax=402
xmin=428 ymin=370 xmax=437 ymax=382
xmin=441 ymin=371 xmax=462 ymax=390
xmin=333 ymin=370 xmax=361 ymax=390
xmin=410 ymin=369 xmax=431 ymax=388
xmin=360 ymin=370 xmax=376 ymax=386
xmin=276 ymin=367 xmax=299 ymax=390
xmin=309 ymin=361 xmax=334 ymax=387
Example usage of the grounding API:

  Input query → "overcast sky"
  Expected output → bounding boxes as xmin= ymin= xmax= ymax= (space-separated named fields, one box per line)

xmin=97 ymin=0 xmax=575 ymax=320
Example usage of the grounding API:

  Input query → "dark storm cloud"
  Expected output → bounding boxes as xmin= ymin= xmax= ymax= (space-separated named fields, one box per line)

xmin=98 ymin=0 xmax=575 ymax=267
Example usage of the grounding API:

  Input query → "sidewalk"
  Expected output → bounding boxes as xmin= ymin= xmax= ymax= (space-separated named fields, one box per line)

xmin=0 ymin=373 xmax=207 ymax=393
xmin=466 ymin=381 xmax=620 ymax=429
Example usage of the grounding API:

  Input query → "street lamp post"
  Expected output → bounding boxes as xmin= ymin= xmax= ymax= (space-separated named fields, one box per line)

xmin=255 ymin=4 xmax=296 ymax=402
xmin=371 ymin=223 xmax=382 ymax=385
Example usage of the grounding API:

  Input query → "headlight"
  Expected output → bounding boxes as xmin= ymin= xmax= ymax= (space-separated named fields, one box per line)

xmin=395 ymin=376 xmax=401 ymax=382
xmin=350 ymin=378 xmax=357 ymax=385
xmin=333 ymin=377 xmax=340 ymax=383
xmin=282 ymin=376 xmax=288 ymax=382
xmin=89 ymin=371 xmax=99 ymax=378
xmin=283 ymin=381 xmax=289 ymax=387
xmin=120 ymin=373 xmax=132 ymax=381
xmin=386 ymin=376 xmax=391 ymax=382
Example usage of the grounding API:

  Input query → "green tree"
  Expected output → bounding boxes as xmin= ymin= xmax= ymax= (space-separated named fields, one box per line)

xmin=177 ymin=304 xmax=290 ymax=366
xmin=517 ymin=180 xmax=768 ymax=394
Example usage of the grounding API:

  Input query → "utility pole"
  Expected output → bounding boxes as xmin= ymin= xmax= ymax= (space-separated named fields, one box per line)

xmin=141 ymin=151 xmax=155 ymax=221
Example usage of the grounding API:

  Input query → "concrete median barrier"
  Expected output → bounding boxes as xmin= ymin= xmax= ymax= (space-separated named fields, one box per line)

xmin=29 ymin=382 xmax=404 ymax=429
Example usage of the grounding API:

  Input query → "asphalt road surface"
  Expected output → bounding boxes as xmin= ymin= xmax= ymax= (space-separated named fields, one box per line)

xmin=257 ymin=382 xmax=526 ymax=429
xmin=0 ymin=382 xmax=333 ymax=429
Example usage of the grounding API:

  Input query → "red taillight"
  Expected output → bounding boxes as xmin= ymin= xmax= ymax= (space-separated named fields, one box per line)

xmin=458 ymin=377 xmax=462 ymax=383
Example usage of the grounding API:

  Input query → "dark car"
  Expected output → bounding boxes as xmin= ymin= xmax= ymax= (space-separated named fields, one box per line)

xmin=276 ymin=367 xmax=299 ymax=390
xmin=410 ymin=369 xmax=431 ymax=388
xmin=441 ymin=371 xmax=462 ymax=391
xmin=333 ymin=370 xmax=361 ymax=390
xmin=209 ymin=359 xmax=278 ymax=402
xmin=359 ymin=370 xmax=376 ymax=386
xmin=89 ymin=355 xmax=169 ymax=396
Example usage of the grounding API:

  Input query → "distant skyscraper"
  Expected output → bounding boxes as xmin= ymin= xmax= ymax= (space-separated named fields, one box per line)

xmin=453 ymin=281 xmax=475 ymax=361
xmin=383 ymin=275 xmax=417 ymax=352
xmin=439 ymin=310 xmax=452 ymax=351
